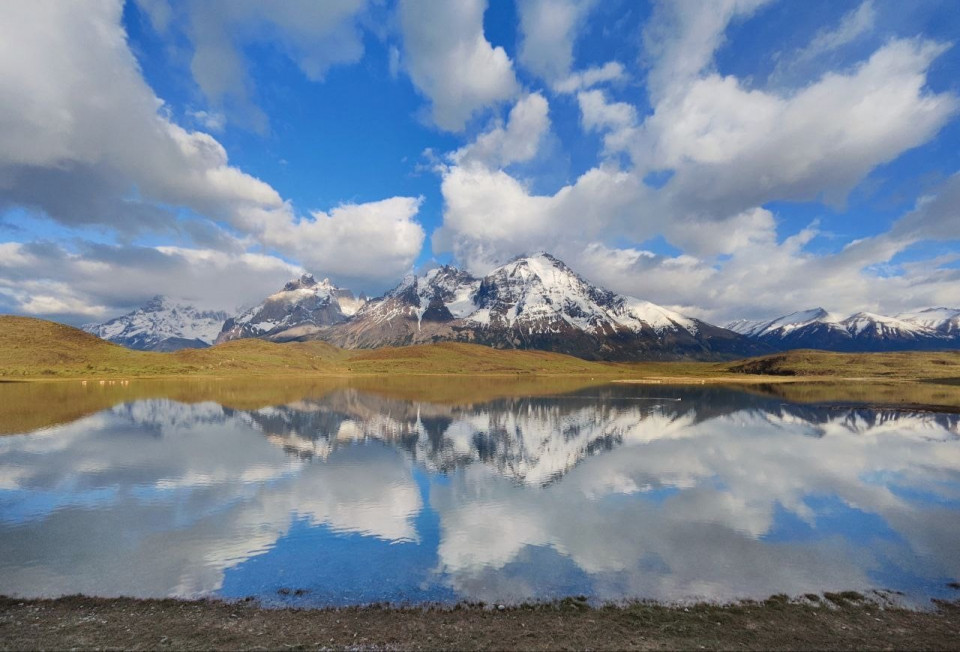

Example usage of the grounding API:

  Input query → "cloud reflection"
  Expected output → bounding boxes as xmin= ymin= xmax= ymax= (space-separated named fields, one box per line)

xmin=0 ymin=385 xmax=957 ymax=605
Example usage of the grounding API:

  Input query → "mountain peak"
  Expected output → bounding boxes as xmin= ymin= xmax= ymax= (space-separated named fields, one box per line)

xmin=83 ymin=297 xmax=228 ymax=351
xmin=324 ymin=252 xmax=762 ymax=359
xmin=143 ymin=295 xmax=170 ymax=311
xmin=218 ymin=274 xmax=362 ymax=343
xmin=283 ymin=273 xmax=326 ymax=291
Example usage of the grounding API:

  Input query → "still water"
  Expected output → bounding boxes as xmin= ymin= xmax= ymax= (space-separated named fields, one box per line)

xmin=0 ymin=380 xmax=958 ymax=607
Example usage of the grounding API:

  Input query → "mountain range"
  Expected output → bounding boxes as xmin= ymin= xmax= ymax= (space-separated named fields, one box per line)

xmin=82 ymin=296 xmax=228 ymax=352
xmin=726 ymin=307 xmax=960 ymax=352
xmin=81 ymin=254 xmax=960 ymax=359
xmin=216 ymin=274 xmax=365 ymax=344
xmin=317 ymin=254 xmax=760 ymax=360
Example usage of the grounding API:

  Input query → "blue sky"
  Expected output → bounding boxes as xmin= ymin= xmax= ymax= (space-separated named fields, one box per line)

xmin=0 ymin=0 xmax=959 ymax=324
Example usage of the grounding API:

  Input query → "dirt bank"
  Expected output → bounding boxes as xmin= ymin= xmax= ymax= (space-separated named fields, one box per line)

xmin=2 ymin=595 xmax=958 ymax=651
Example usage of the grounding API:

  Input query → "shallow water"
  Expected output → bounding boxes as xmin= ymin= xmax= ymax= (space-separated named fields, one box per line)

xmin=1 ymin=380 xmax=958 ymax=607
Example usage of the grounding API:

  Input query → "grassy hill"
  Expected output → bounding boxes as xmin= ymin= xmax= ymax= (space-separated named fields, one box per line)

xmin=726 ymin=348 xmax=960 ymax=380
xmin=4 ymin=316 xmax=960 ymax=431
xmin=3 ymin=315 xmax=960 ymax=383
xmin=0 ymin=315 xmax=624 ymax=378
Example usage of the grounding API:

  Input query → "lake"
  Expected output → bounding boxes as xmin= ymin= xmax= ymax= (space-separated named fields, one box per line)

xmin=0 ymin=379 xmax=958 ymax=608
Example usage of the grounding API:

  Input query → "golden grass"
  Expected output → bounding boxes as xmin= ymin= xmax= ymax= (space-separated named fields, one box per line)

xmin=0 ymin=375 xmax=619 ymax=435
xmin=726 ymin=349 xmax=960 ymax=380
xmin=3 ymin=315 xmax=960 ymax=386
xmin=4 ymin=316 xmax=960 ymax=433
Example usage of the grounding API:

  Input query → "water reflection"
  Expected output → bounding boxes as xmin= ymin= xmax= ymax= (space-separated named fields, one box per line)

xmin=0 ymin=384 xmax=958 ymax=606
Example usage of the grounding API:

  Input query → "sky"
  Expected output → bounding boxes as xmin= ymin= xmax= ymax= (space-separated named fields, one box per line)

xmin=0 ymin=0 xmax=959 ymax=326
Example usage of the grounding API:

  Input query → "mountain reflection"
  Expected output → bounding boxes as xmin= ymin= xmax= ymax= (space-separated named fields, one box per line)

xmin=233 ymin=386 xmax=960 ymax=485
xmin=0 ymin=384 xmax=958 ymax=606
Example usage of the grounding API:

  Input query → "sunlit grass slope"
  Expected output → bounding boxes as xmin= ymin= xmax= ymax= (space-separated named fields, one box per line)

xmin=0 ymin=316 xmax=623 ymax=378
xmin=4 ymin=316 xmax=960 ymax=383
xmin=727 ymin=349 xmax=960 ymax=380
xmin=0 ymin=375 xmax=618 ymax=435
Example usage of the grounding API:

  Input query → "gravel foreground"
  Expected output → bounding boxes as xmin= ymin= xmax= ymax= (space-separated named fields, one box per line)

xmin=2 ymin=595 xmax=959 ymax=651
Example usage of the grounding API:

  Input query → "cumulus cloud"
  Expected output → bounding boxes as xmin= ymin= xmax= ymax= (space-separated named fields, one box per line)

xmin=398 ymin=0 xmax=519 ymax=131
xmin=0 ymin=241 xmax=302 ymax=323
xmin=554 ymin=61 xmax=626 ymax=94
xmin=0 ymin=1 xmax=286 ymax=233
xmin=575 ymin=178 xmax=960 ymax=322
xmin=516 ymin=0 xmax=598 ymax=82
xmin=642 ymin=0 xmax=773 ymax=101
xmin=640 ymin=38 xmax=959 ymax=213
xmin=782 ymin=1 xmax=876 ymax=73
xmin=433 ymin=164 xmax=644 ymax=274
xmin=451 ymin=94 xmax=551 ymax=168
xmin=252 ymin=197 xmax=426 ymax=289
xmin=0 ymin=0 xmax=426 ymax=310
xmin=137 ymin=0 xmax=369 ymax=132
xmin=431 ymin=0 xmax=959 ymax=320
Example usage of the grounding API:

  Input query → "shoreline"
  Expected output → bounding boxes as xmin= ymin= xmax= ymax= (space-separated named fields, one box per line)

xmin=2 ymin=594 xmax=958 ymax=650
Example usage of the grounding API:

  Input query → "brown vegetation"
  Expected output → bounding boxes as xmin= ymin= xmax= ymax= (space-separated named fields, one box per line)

xmin=1 ymin=595 xmax=958 ymax=651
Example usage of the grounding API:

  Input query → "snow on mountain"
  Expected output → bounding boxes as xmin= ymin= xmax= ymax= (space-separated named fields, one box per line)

xmin=216 ymin=273 xmax=364 ymax=343
xmin=325 ymin=253 xmax=763 ymax=360
xmin=466 ymin=253 xmax=700 ymax=336
xmin=840 ymin=312 xmax=927 ymax=338
xmin=728 ymin=307 xmax=959 ymax=352
xmin=83 ymin=296 xmax=228 ymax=351
xmin=897 ymin=307 xmax=960 ymax=335
xmin=726 ymin=308 xmax=842 ymax=338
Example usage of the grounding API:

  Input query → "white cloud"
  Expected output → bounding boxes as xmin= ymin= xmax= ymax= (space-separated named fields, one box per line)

xmin=0 ymin=241 xmax=303 ymax=322
xmin=187 ymin=109 xmax=226 ymax=132
xmin=139 ymin=0 xmax=369 ymax=132
xmin=516 ymin=0 xmax=598 ymax=82
xmin=554 ymin=61 xmax=626 ymax=94
xmin=451 ymin=94 xmax=551 ymax=168
xmin=641 ymin=39 xmax=958 ymax=212
xmin=578 ymin=90 xmax=636 ymax=132
xmin=572 ymin=178 xmax=960 ymax=322
xmin=433 ymin=164 xmax=644 ymax=274
xmin=642 ymin=0 xmax=773 ymax=101
xmin=256 ymin=197 xmax=426 ymax=287
xmin=0 ymin=0 xmax=426 ymax=301
xmin=0 ymin=0 xmax=281 ymax=230
xmin=398 ymin=0 xmax=519 ymax=131
xmin=795 ymin=1 xmax=876 ymax=64
xmin=433 ymin=11 xmax=959 ymax=319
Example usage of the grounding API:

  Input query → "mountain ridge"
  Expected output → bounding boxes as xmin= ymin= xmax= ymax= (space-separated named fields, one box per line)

xmin=727 ymin=307 xmax=960 ymax=352
xmin=311 ymin=253 xmax=765 ymax=361
xmin=83 ymin=296 xmax=229 ymax=351
xmin=79 ymin=255 xmax=960 ymax=359
xmin=216 ymin=273 xmax=365 ymax=344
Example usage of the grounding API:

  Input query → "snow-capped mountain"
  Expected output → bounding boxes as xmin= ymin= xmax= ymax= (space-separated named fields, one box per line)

xmin=83 ymin=296 xmax=229 ymax=351
xmin=216 ymin=273 xmax=364 ymax=343
xmin=323 ymin=253 xmax=764 ymax=360
xmin=897 ymin=307 xmax=960 ymax=336
xmin=727 ymin=307 xmax=960 ymax=351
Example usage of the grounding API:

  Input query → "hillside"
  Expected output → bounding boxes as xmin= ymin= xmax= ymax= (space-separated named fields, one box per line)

xmin=726 ymin=348 xmax=960 ymax=380
xmin=234 ymin=254 xmax=767 ymax=361
xmin=0 ymin=316 xmax=622 ymax=378
xmin=5 ymin=317 xmax=960 ymax=386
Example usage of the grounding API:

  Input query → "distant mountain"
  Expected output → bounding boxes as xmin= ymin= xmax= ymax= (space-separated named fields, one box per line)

xmin=321 ymin=253 xmax=765 ymax=360
xmin=896 ymin=307 xmax=960 ymax=336
xmin=727 ymin=307 xmax=960 ymax=352
xmin=83 ymin=296 xmax=228 ymax=351
xmin=216 ymin=273 xmax=365 ymax=344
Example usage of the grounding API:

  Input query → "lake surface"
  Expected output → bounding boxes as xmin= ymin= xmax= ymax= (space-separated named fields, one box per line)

xmin=1 ymin=380 xmax=959 ymax=607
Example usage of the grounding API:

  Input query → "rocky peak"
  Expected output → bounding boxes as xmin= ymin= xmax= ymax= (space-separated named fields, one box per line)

xmin=283 ymin=273 xmax=331 ymax=292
